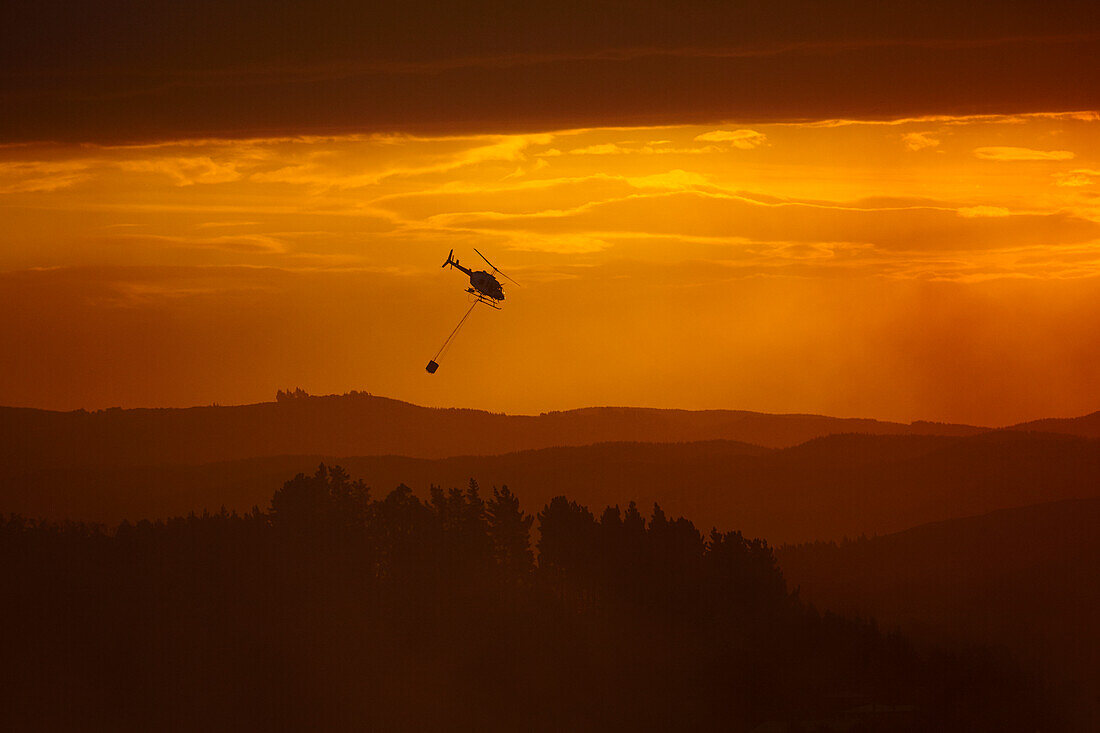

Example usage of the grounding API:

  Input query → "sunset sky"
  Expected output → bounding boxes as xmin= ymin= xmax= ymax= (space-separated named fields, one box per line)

xmin=2 ymin=1 xmax=1099 ymax=425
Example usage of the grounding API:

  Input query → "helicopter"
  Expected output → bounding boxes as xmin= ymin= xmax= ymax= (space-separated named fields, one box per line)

xmin=442 ymin=248 xmax=518 ymax=309
xmin=426 ymin=248 xmax=518 ymax=374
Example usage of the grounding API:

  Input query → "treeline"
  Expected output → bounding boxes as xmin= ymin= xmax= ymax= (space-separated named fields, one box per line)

xmin=777 ymin=498 xmax=1100 ymax=729
xmin=1 ymin=466 xmax=1054 ymax=732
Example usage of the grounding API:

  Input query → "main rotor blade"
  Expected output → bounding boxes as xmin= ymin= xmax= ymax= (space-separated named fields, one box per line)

xmin=473 ymin=247 xmax=521 ymax=286
xmin=472 ymin=247 xmax=497 ymax=270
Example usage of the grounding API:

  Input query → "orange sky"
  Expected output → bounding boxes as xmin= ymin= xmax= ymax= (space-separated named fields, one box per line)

xmin=2 ymin=112 xmax=1099 ymax=424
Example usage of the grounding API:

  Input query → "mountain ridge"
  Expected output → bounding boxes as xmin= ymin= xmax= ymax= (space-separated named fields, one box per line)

xmin=0 ymin=391 xmax=993 ymax=469
xmin=6 ymin=431 xmax=1097 ymax=545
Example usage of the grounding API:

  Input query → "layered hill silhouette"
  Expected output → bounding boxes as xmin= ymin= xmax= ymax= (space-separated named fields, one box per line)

xmin=778 ymin=497 xmax=1100 ymax=728
xmin=0 ymin=392 xmax=986 ymax=469
xmin=3 ymin=393 xmax=1096 ymax=727
xmin=6 ymin=431 xmax=1098 ymax=544
xmin=1007 ymin=410 xmax=1100 ymax=439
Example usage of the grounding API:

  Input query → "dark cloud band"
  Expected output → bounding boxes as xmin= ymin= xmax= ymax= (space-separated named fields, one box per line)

xmin=2 ymin=1 xmax=1098 ymax=143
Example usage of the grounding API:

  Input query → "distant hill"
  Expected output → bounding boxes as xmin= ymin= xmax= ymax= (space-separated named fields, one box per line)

xmin=1007 ymin=410 xmax=1100 ymax=438
xmin=777 ymin=497 xmax=1100 ymax=728
xmin=0 ymin=393 xmax=986 ymax=469
xmin=5 ymin=432 xmax=1097 ymax=544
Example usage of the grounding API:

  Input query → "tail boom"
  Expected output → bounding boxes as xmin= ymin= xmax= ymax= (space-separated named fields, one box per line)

xmin=442 ymin=249 xmax=472 ymax=276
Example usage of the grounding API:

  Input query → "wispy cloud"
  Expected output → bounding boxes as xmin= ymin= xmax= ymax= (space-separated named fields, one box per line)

xmin=1053 ymin=168 xmax=1100 ymax=187
xmin=957 ymin=205 xmax=1010 ymax=217
xmin=901 ymin=132 xmax=940 ymax=151
xmin=117 ymin=156 xmax=242 ymax=186
xmin=624 ymin=170 xmax=710 ymax=189
xmin=0 ymin=160 xmax=94 ymax=193
xmin=115 ymin=233 xmax=287 ymax=254
xmin=784 ymin=111 xmax=1099 ymax=129
xmin=3 ymin=113 xmax=1098 ymax=285
xmin=693 ymin=129 xmax=768 ymax=149
xmin=447 ymin=189 xmax=1100 ymax=254
xmin=251 ymin=134 xmax=553 ymax=189
xmin=973 ymin=146 xmax=1075 ymax=161
xmin=195 ymin=220 xmax=261 ymax=228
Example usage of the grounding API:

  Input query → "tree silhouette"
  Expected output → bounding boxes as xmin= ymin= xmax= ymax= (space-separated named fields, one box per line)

xmin=0 ymin=466 xmax=1057 ymax=733
xmin=486 ymin=485 xmax=534 ymax=577
xmin=537 ymin=496 xmax=597 ymax=573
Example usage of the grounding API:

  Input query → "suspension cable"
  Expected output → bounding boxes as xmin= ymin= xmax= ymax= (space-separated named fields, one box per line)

xmin=428 ymin=300 xmax=479 ymax=368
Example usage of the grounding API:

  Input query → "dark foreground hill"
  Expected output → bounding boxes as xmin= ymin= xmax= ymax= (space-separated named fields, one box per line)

xmin=0 ymin=392 xmax=986 ymax=469
xmin=6 ymin=431 xmax=1098 ymax=544
xmin=0 ymin=468 xmax=1056 ymax=732
xmin=778 ymin=498 xmax=1100 ymax=729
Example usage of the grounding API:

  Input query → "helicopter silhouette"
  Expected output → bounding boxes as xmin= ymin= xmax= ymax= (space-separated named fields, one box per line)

xmin=442 ymin=248 xmax=518 ymax=309
xmin=427 ymin=249 xmax=519 ymax=373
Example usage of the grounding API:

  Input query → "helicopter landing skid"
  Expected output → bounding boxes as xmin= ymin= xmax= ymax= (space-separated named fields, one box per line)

xmin=467 ymin=289 xmax=502 ymax=309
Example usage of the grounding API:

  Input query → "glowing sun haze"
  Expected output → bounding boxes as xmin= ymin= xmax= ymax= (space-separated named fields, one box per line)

xmin=2 ymin=111 xmax=1099 ymax=424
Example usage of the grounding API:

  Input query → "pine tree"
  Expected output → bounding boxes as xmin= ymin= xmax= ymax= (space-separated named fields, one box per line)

xmin=486 ymin=485 xmax=534 ymax=577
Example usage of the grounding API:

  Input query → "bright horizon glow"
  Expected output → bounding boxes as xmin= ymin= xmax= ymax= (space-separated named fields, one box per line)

xmin=1 ymin=112 xmax=1099 ymax=425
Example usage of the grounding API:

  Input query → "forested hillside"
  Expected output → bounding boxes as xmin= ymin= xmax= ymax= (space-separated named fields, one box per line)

xmin=779 ymin=498 xmax=1100 ymax=729
xmin=0 ymin=466 xmax=1055 ymax=732
xmin=5 ymin=432 xmax=1098 ymax=544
